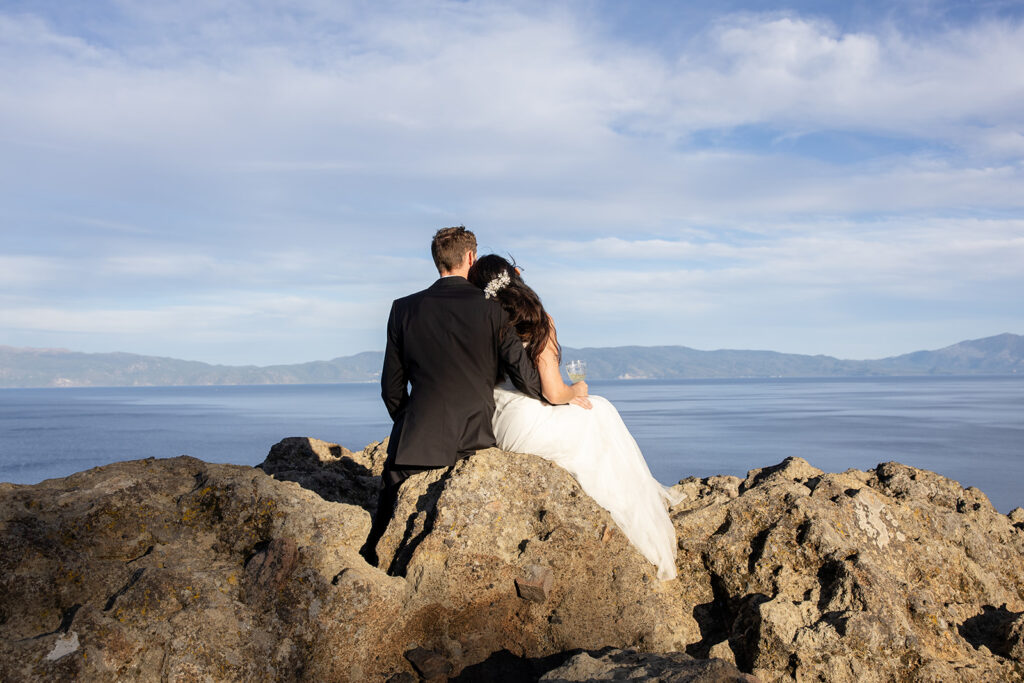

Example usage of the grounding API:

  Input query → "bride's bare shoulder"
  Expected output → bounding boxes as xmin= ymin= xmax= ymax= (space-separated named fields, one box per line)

xmin=538 ymin=316 xmax=560 ymax=365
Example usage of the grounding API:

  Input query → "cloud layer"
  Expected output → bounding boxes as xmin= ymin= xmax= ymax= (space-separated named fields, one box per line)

xmin=1 ymin=1 xmax=1022 ymax=363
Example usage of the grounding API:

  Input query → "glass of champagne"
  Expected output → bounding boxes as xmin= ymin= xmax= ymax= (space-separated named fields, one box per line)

xmin=566 ymin=360 xmax=587 ymax=383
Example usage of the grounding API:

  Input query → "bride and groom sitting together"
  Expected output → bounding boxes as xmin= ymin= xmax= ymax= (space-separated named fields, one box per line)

xmin=359 ymin=226 xmax=683 ymax=580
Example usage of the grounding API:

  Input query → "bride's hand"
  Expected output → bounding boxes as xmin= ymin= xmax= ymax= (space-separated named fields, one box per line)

xmin=569 ymin=381 xmax=590 ymax=409
xmin=570 ymin=396 xmax=593 ymax=410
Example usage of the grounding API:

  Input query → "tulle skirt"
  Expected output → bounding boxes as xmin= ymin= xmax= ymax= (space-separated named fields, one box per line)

xmin=492 ymin=387 xmax=685 ymax=580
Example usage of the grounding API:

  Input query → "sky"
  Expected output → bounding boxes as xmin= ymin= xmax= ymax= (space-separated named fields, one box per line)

xmin=1 ymin=0 xmax=1023 ymax=366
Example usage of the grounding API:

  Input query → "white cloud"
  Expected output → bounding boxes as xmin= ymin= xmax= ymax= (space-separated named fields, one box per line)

xmin=639 ymin=15 xmax=1024 ymax=156
xmin=524 ymin=216 xmax=1024 ymax=342
xmin=0 ymin=256 xmax=69 ymax=287
xmin=1 ymin=3 xmax=1022 ymax=361
xmin=3 ymin=5 xmax=1022 ymax=225
xmin=0 ymin=291 xmax=383 ymax=356
xmin=4 ymin=7 xmax=1016 ymax=160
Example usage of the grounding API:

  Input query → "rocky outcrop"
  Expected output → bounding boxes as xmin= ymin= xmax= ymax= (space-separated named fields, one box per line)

xmin=671 ymin=458 xmax=1024 ymax=681
xmin=0 ymin=453 xmax=388 ymax=681
xmin=257 ymin=436 xmax=387 ymax=510
xmin=1 ymin=437 xmax=1022 ymax=681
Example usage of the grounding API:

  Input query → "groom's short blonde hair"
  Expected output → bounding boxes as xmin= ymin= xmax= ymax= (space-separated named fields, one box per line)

xmin=431 ymin=226 xmax=477 ymax=273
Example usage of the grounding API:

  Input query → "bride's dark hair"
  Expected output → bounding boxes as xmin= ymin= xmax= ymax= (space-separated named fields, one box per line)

xmin=469 ymin=254 xmax=558 ymax=366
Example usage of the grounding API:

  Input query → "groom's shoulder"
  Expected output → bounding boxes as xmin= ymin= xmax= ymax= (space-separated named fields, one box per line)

xmin=392 ymin=280 xmax=440 ymax=306
xmin=402 ymin=278 xmax=487 ymax=303
xmin=393 ymin=287 xmax=430 ymax=306
xmin=392 ymin=280 xmax=499 ymax=323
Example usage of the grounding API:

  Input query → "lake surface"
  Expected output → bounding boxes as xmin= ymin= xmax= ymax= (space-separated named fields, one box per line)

xmin=1 ymin=376 xmax=1021 ymax=512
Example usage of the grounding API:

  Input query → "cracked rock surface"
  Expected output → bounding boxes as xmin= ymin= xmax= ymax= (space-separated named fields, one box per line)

xmin=1 ymin=438 xmax=1022 ymax=681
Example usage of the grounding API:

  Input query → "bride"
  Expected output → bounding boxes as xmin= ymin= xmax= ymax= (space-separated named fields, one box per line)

xmin=468 ymin=255 xmax=685 ymax=580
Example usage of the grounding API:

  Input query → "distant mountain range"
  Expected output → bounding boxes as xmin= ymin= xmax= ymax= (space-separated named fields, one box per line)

xmin=1 ymin=333 xmax=1021 ymax=388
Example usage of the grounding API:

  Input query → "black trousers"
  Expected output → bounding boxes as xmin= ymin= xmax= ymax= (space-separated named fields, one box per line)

xmin=359 ymin=463 xmax=438 ymax=566
xmin=360 ymin=448 xmax=477 ymax=566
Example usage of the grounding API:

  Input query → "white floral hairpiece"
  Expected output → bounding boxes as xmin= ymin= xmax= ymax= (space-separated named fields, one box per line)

xmin=483 ymin=271 xmax=511 ymax=299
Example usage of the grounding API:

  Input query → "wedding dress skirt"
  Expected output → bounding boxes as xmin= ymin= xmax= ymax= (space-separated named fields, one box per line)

xmin=492 ymin=386 xmax=685 ymax=580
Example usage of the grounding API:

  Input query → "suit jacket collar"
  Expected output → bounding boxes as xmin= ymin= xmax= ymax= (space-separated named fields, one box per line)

xmin=431 ymin=276 xmax=475 ymax=290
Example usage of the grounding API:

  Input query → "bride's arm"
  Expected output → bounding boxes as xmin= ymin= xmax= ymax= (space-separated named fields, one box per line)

xmin=536 ymin=320 xmax=591 ymax=409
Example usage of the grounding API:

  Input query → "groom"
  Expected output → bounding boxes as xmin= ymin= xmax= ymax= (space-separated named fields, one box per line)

xmin=359 ymin=226 xmax=543 ymax=566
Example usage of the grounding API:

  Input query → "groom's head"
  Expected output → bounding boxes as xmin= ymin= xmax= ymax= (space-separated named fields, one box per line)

xmin=432 ymin=226 xmax=477 ymax=276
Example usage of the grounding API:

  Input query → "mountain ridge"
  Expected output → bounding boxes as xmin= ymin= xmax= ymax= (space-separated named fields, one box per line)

xmin=1 ymin=333 xmax=1021 ymax=387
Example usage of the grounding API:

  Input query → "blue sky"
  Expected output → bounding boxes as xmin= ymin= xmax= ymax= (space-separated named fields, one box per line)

xmin=2 ymin=0 xmax=1023 ymax=365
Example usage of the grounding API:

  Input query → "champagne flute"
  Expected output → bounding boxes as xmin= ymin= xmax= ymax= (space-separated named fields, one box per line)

xmin=565 ymin=360 xmax=587 ymax=383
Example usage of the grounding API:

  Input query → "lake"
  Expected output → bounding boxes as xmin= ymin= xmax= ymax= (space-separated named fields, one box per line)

xmin=1 ymin=376 xmax=1021 ymax=513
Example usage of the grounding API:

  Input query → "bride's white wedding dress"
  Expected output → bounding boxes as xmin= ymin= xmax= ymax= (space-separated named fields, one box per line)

xmin=492 ymin=383 xmax=685 ymax=580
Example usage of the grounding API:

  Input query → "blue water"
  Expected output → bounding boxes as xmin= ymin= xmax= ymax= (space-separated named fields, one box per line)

xmin=1 ymin=376 xmax=1021 ymax=513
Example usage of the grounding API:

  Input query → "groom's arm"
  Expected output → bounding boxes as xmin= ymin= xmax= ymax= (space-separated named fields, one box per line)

xmin=499 ymin=325 xmax=543 ymax=400
xmin=381 ymin=301 xmax=409 ymax=420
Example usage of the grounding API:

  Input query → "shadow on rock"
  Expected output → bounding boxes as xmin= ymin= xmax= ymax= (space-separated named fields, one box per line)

xmin=450 ymin=647 xmax=756 ymax=682
xmin=387 ymin=468 xmax=452 ymax=577
xmin=686 ymin=571 xmax=769 ymax=669
xmin=448 ymin=648 xmax=578 ymax=682
xmin=958 ymin=604 xmax=1024 ymax=659
xmin=257 ymin=437 xmax=387 ymax=512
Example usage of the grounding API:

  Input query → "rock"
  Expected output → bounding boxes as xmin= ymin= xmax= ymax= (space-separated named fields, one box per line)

xmin=673 ymin=456 xmax=1024 ymax=681
xmin=538 ymin=648 xmax=758 ymax=681
xmin=741 ymin=456 xmax=824 ymax=493
xmin=405 ymin=645 xmax=452 ymax=679
xmin=258 ymin=436 xmax=385 ymax=510
xmin=44 ymin=632 xmax=80 ymax=662
xmin=0 ymin=454 xmax=401 ymax=681
xmin=958 ymin=604 xmax=1024 ymax=660
xmin=708 ymin=640 xmax=736 ymax=665
xmin=1 ymin=442 xmax=1023 ymax=682
xmin=516 ymin=564 xmax=554 ymax=602
xmin=244 ymin=537 xmax=299 ymax=605
xmin=1008 ymin=614 xmax=1024 ymax=660
xmin=373 ymin=448 xmax=702 ymax=662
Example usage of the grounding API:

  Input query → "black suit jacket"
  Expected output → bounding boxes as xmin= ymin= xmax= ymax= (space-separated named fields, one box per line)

xmin=381 ymin=276 xmax=543 ymax=468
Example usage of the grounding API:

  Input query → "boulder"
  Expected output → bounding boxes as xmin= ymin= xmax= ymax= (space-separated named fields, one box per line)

xmin=258 ymin=436 xmax=386 ymax=511
xmin=1 ymin=440 xmax=1023 ymax=682
xmin=0 ymin=452 xmax=399 ymax=680
xmin=371 ymin=447 xmax=702 ymax=667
